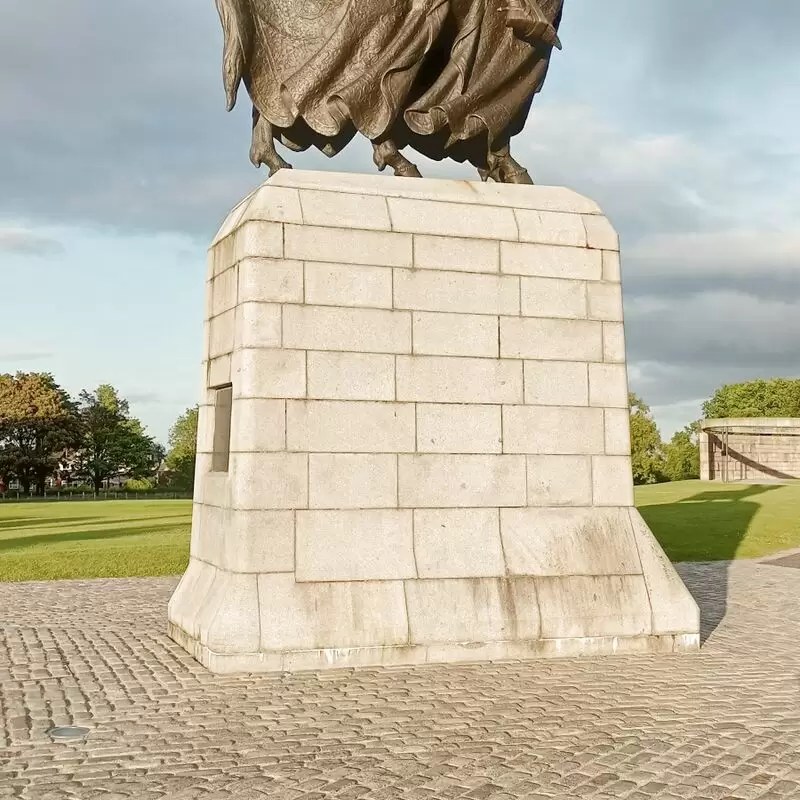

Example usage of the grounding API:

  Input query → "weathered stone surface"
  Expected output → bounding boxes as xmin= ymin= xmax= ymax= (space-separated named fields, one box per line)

xmin=296 ymin=510 xmax=415 ymax=582
xmin=500 ymin=507 xmax=642 ymax=576
xmin=308 ymin=453 xmax=398 ymax=509
xmin=629 ymin=509 xmax=700 ymax=635
xmin=413 ymin=509 xmax=505 ymax=578
xmin=169 ymin=172 xmax=697 ymax=673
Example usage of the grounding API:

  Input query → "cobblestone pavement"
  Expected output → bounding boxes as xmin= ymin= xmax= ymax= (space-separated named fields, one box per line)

xmin=2 ymin=560 xmax=800 ymax=799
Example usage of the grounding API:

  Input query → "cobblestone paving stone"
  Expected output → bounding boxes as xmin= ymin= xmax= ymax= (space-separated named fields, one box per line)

xmin=1 ymin=561 xmax=800 ymax=799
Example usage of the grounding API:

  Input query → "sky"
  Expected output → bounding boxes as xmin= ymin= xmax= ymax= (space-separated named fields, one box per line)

xmin=1 ymin=0 xmax=799 ymax=445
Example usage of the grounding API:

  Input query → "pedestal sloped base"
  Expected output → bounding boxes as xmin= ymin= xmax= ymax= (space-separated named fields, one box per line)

xmin=168 ymin=507 xmax=699 ymax=674
xmin=168 ymin=170 xmax=699 ymax=674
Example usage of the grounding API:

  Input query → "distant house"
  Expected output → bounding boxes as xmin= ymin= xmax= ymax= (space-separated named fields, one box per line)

xmin=700 ymin=418 xmax=800 ymax=482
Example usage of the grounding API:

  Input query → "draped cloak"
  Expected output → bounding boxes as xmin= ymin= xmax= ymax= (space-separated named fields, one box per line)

xmin=219 ymin=0 xmax=564 ymax=164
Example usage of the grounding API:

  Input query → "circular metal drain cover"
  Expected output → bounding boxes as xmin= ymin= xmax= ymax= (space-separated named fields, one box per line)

xmin=48 ymin=726 xmax=90 ymax=742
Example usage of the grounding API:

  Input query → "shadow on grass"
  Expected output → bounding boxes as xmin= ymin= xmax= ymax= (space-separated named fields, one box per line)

xmin=0 ymin=523 xmax=189 ymax=553
xmin=0 ymin=516 xmax=98 ymax=532
xmin=0 ymin=514 xmax=191 ymax=534
xmin=640 ymin=483 xmax=780 ymax=642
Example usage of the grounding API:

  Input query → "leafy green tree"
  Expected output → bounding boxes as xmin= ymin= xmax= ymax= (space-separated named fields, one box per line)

xmin=663 ymin=422 xmax=700 ymax=482
xmin=703 ymin=378 xmax=800 ymax=419
xmin=165 ymin=406 xmax=198 ymax=491
xmin=629 ymin=393 xmax=665 ymax=485
xmin=0 ymin=372 xmax=81 ymax=495
xmin=76 ymin=384 xmax=164 ymax=492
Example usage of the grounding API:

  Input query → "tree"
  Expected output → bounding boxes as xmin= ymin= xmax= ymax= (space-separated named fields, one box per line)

xmin=629 ymin=393 xmax=665 ymax=485
xmin=0 ymin=372 xmax=81 ymax=495
xmin=703 ymin=378 xmax=800 ymax=419
xmin=663 ymin=423 xmax=700 ymax=482
xmin=165 ymin=406 xmax=198 ymax=491
xmin=75 ymin=384 xmax=164 ymax=492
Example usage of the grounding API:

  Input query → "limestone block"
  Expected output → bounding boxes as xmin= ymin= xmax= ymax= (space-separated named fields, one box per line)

xmin=270 ymin=168 xmax=478 ymax=203
xmin=589 ymin=363 xmax=629 ymax=408
xmin=536 ymin=575 xmax=651 ymax=638
xmin=209 ymin=309 xmax=235 ymax=358
xmin=283 ymin=644 xmax=426 ymax=672
xmin=284 ymin=224 xmax=412 ymax=267
xmin=196 ymin=571 xmax=261 ymax=655
xmin=604 ymin=409 xmax=632 ymax=456
xmin=194 ymin=505 xmax=224 ymax=565
xmin=500 ymin=317 xmax=602 ymax=361
xmin=168 ymin=558 xmax=216 ymax=640
xmin=602 ymin=250 xmax=621 ymax=282
xmin=592 ymin=456 xmax=635 ymax=506
xmin=304 ymin=262 xmax=392 ymax=309
xmin=309 ymin=454 xmax=397 ymax=509
xmin=500 ymin=242 xmax=602 ymax=280
xmin=229 ymin=398 xmax=285 ymax=452
xmin=628 ymin=509 xmax=700 ymax=636
xmin=207 ymin=355 xmax=231 ymax=388
xmin=287 ymin=400 xmax=415 ymax=453
xmin=298 ymin=189 xmax=391 ymax=231
xmin=416 ymin=404 xmax=502 ymax=454
xmin=196 ymin=404 xmax=215 ymax=454
xmin=514 ymin=209 xmax=587 ymax=247
xmin=307 ymin=351 xmax=394 ymax=401
xmin=587 ymin=283 xmax=624 ymax=322
xmin=501 ymin=507 xmax=641 ymax=576
xmin=296 ymin=510 xmax=415 ymax=582
xmin=211 ymin=190 xmax=259 ymax=246
xmin=257 ymin=573 xmax=409 ymax=650
xmin=229 ymin=452 xmax=308 ymax=510
xmin=235 ymin=220 xmax=284 ymax=262
xmin=526 ymin=455 xmax=592 ymax=506
xmin=413 ymin=235 xmax=499 ymax=274
xmin=412 ymin=312 xmax=499 ymax=358
xmin=394 ymin=269 xmax=519 ymax=315
xmin=397 ymin=355 xmax=522 ymax=404
xmin=521 ymin=277 xmax=587 ymax=319
xmin=217 ymin=509 xmax=295 ymax=573
xmin=524 ymin=361 xmax=589 ymax=406
xmin=503 ymin=406 xmax=604 ymax=455
xmin=398 ymin=454 xmax=526 ymax=508
xmin=602 ymin=322 xmax=626 ymax=363
xmin=404 ymin=578 xmax=541 ymax=643
xmin=238 ymin=258 xmax=303 ymax=304
xmin=282 ymin=305 xmax=411 ymax=354
xmin=234 ymin=302 xmax=282 ymax=350
xmin=413 ymin=509 xmax=505 ymax=578
xmin=387 ymin=197 xmax=518 ymax=240
xmin=583 ymin=215 xmax=620 ymax=251
xmin=195 ymin=455 xmax=226 ymax=506
xmin=241 ymin=185 xmax=303 ymax=225
xmin=211 ymin=266 xmax=237 ymax=318
xmin=233 ymin=348 xmax=306 ymax=399
xmin=470 ymin=182 xmax=603 ymax=215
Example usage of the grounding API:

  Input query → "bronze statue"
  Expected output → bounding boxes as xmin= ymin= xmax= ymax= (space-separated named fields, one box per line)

xmin=215 ymin=0 xmax=563 ymax=184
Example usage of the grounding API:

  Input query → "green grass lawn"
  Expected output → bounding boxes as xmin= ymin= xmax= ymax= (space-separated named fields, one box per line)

xmin=0 ymin=480 xmax=798 ymax=581
xmin=0 ymin=500 xmax=191 ymax=582
xmin=636 ymin=480 xmax=800 ymax=562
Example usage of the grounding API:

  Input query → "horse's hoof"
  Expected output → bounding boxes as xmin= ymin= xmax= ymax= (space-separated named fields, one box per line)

xmin=268 ymin=162 xmax=292 ymax=178
xmin=395 ymin=163 xmax=422 ymax=178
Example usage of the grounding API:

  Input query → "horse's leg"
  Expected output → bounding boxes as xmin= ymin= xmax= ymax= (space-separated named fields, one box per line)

xmin=372 ymin=138 xmax=422 ymax=178
xmin=477 ymin=143 xmax=533 ymax=185
xmin=250 ymin=106 xmax=292 ymax=176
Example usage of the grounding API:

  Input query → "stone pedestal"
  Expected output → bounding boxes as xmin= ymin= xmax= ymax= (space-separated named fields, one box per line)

xmin=168 ymin=170 xmax=700 ymax=674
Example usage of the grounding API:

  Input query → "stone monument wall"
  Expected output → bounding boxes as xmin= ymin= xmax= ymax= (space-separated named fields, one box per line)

xmin=168 ymin=171 xmax=699 ymax=673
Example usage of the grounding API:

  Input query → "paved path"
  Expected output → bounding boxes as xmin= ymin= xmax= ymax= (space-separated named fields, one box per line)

xmin=2 ymin=560 xmax=800 ymax=799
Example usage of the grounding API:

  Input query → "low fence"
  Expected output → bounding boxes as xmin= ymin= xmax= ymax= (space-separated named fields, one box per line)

xmin=0 ymin=491 xmax=193 ymax=503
